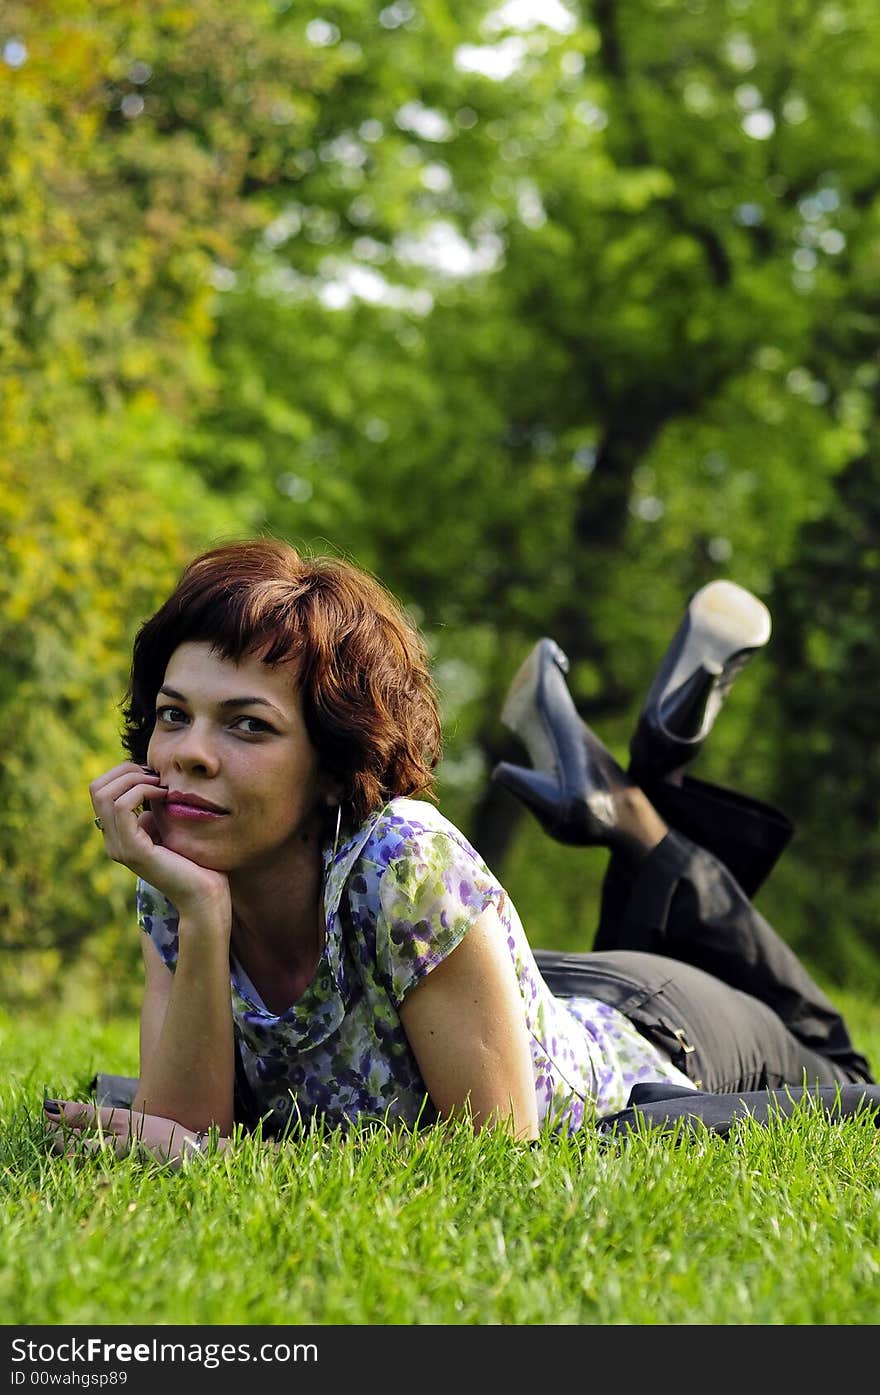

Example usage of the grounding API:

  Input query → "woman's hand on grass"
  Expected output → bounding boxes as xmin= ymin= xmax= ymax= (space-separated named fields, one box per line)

xmin=43 ymin=1099 xmax=227 ymax=1168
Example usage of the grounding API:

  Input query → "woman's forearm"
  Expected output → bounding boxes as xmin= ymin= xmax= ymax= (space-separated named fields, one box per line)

xmin=134 ymin=920 xmax=235 ymax=1134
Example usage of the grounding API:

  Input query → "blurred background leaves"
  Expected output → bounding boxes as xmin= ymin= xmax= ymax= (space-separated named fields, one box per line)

xmin=2 ymin=0 xmax=879 ymax=1007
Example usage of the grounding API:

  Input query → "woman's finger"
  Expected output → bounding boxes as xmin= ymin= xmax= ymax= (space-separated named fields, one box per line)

xmin=112 ymin=782 xmax=168 ymax=820
xmin=44 ymin=1099 xmax=96 ymax=1129
xmin=45 ymin=1106 xmax=140 ymax=1158
xmin=44 ymin=1100 xmax=137 ymax=1134
xmin=92 ymin=765 xmax=162 ymax=808
xmin=92 ymin=771 xmax=164 ymax=820
xmin=89 ymin=762 xmax=158 ymax=802
xmin=89 ymin=760 xmax=146 ymax=791
xmin=93 ymin=782 xmax=168 ymax=863
xmin=45 ymin=1111 xmax=197 ymax=1168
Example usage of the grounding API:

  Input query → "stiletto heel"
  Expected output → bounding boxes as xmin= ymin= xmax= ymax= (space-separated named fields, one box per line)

xmin=499 ymin=638 xmax=570 ymax=780
xmin=628 ymin=580 xmax=771 ymax=782
xmin=491 ymin=637 xmax=629 ymax=847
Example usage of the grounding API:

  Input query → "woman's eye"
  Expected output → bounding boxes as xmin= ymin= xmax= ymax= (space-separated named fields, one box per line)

xmin=234 ymin=716 xmax=273 ymax=735
xmin=156 ymin=706 xmax=187 ymax=725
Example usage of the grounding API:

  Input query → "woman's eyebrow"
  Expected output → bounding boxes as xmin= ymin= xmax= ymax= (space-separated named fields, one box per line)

xmin=157 ymin=685 xmax=286 ymax=717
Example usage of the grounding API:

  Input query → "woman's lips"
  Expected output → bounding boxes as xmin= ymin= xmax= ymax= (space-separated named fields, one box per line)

xmin=163 ymin=803 xmax=226 ymax=821
xmin=160 ymin=789 xmax=229 ymax=820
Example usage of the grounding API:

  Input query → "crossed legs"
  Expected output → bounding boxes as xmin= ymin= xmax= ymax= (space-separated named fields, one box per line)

xmin=495 ymin=583 xmax=874 ymax=1091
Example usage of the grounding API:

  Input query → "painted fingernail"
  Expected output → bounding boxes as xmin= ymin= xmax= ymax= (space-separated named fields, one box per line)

xmin=141 ymin=766 xmax=159 ymax=776
xmin=43 ymin=1100 xmax=60 ymax=1115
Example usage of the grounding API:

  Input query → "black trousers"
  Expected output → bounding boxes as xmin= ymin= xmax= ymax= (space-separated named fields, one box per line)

xmin=534 ymin=777 xmax=873 ymax=1093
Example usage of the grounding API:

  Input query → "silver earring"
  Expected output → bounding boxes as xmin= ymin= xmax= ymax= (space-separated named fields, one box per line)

xmin=330 ymin=803 xmax=342 ymax=863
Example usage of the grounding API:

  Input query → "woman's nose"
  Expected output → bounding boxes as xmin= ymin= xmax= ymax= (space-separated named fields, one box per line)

xmin=171 ymin=723 xmax=220 ymax=776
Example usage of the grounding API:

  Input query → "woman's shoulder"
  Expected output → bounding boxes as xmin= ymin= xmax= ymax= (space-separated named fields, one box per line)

xmin=348 ymin=800 xmax=509 ymax=997
xmin=361 ymin=797 xmax=489 ymax=872
xmin=350 ymin=799 xmax=508 ymax=923
xmin=372 ymin=796 xmax=466 ymax=837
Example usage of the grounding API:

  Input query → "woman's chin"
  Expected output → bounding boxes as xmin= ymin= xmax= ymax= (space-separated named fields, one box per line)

xmin=158 ymin=826 xmax=231 ymax=872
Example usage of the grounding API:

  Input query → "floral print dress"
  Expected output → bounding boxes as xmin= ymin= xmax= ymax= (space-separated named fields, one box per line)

xmin=137 ymin=798 xmax=693 ymax=1136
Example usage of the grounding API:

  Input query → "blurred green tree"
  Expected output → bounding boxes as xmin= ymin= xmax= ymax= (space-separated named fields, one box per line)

xmin=183 ymin=1 xmax=880 ymax=972
xmin=2 ymin=0 xmax=879 ymax=992
xmin=0 ymin=0 xmax=335 ymax=988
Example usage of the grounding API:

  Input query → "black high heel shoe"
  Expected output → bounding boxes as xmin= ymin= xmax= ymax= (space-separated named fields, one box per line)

xmin=490 ymin=637 xmax=631 ymax=846
xmin=627 ymin=580 xmax=771 ymax=783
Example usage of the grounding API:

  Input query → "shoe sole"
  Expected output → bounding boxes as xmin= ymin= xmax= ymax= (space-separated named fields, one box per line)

xmin=654 ymin=580 xmax=771 ymax=708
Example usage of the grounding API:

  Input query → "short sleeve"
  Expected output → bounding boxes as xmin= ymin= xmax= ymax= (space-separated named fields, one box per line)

xmin=136 ymin=878 xmax=180 ymax=970
xmin=374 ymin=825 xmax=504 ymax=1008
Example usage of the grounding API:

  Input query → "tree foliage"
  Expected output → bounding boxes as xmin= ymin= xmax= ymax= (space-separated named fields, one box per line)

xmin=2 ymin=0 xmax=880 ymax=998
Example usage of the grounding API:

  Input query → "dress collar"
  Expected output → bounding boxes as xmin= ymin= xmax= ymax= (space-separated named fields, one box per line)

xmin=232 ymin=804 xmax=389 ymax=1052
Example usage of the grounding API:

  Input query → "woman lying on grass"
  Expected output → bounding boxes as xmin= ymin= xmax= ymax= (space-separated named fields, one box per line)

xmin=45 ymin=541 xmax=874 ymax=1163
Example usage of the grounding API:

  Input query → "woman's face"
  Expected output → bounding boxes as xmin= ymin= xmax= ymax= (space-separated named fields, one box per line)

xmin=146 ymin=641 xmax=330 ymax=874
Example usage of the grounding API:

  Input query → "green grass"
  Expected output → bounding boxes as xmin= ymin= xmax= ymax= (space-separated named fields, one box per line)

xmin=3 ymin=997 xmax=880 ymax=1326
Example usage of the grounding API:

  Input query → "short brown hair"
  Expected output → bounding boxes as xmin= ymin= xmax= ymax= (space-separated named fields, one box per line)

xmin=122 ymin=539 xmax=442 ymax=824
